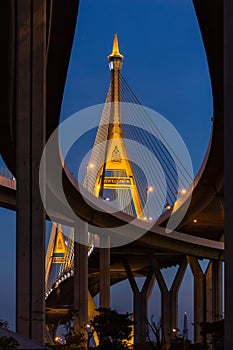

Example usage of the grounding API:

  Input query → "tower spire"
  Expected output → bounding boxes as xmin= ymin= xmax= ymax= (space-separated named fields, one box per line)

xmin=85 ymin=34 xmax=144 ymax=219
xmin=183 ymin=312 xmax=188 ymax=341
xmin=108 ymin=33 xmax=124 ymax=60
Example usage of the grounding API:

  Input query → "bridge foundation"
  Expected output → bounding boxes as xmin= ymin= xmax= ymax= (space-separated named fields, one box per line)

xmin=151 ymin=256 xmax=187 ymax=343
xmin=74 ymin=220 xmax=88 ymax=342
xmin=188 ymin=257 xmax=205 ymax=344
xmin=205 ymin=260 xmax=223 ymax=322
xmin=16 ymin=0 xmax=46 ymax=343
xmin=124 ymin=260 xmax=155 ymax=348
xmin=188 ymin=257 xmax=223 ymax=345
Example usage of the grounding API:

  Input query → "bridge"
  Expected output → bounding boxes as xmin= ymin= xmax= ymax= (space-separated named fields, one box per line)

xmin=0 ymin=1 xmax=232 ymax=349
xmin=43 ymin=34 xmax=223 ymax=346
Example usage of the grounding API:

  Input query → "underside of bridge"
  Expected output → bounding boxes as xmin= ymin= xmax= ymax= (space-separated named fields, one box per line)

xmin=0 ymin=0 xmax=231 ymax=349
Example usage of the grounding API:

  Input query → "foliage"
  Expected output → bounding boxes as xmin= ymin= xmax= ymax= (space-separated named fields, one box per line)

xmin=145 ymin=316 xmax=210 ymax=350
xmin=146 ymin=316 xmax=163 ymax=350
xmin=0 ymin=336 xmax=19 ymax=350
xmin=169 ymin=335 xmax=194 ymax=350
xmin=63 ymin=308 xmax=79 ymax=332
xmin=63 ymin=308 xmax=87 ymax=348
xmin=64 ymin=328 xmax=87 ymax=349
xmin=0 ymin=320 xmax=19 ymax=350
xmin=0 ymin=321 xmax=8 ymax=329
xmin=50 ymin=307 xmax=134 ymax=349
xmin=50 ymin=308 xmax=87 ymax=349
xmin=200 ymin=318 xmax=224 ymax=350
xmin=50 ymin=330 xmax=87 ymax=349
xmin=90 ymin=307 xmax=134 ymax=349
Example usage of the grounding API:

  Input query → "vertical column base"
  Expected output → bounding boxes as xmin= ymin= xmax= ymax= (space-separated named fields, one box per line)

xmin=73 ymin=220 xmax=88 ymax=349
xmin=124 ymin=261 xmax=155 ymax=346
xmin=99 ymin=234 xmax=110 ymax=308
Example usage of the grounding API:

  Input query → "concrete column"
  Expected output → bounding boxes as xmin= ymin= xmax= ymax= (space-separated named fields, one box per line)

xmin=224 ymin=1 xmax=233 ymax=349
xmin=99 ymin=235 xmax=110 ymax=308
xmin=205 ymin=260 xmax=223 ymax=322
xmin=74 ymin=220 xmax=88 ymax=341
xmin=151 ymin=256 xmax=187 ymax=343
xmin=187 ymin=257 xmax=205 ymax=344
xmin=170 ymin=258 xmax=188 ymax=328
xmin=16 ymin=0 xmax=46 ymax=343
xmin=124 ymin=261 xmax=155 ymax=347
xmin=150 ymin=257 xmax=170 ymax=343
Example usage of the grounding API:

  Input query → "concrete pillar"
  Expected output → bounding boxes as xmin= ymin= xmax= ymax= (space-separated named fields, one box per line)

xmin=151 ymin=256 xmax=187 ymax=343
xmin=187 ymin=257 xmax=205 ymax=344
xmin=224 ymin=1 xmax=233 ymax=349
xmin=205 ymin=260 xmax=223 ymax=322
xmin=16 ymin=0 xmax=46 ymax=343
xmin=124 ymin=261 xmax=155 ymax=347
xmin=170 ymin=258 xmax=188 ymax=328
xmin=99 ymin=235 xmax=110 ymax=308
xmin=74 ymin=220 xmax=88 ymax=342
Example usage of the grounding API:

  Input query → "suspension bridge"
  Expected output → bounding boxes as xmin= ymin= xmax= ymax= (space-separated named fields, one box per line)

xmin=0 ymin=0 xmax=231 ymax=349
xmin=41 ymin=34 xmax=223 ymax=346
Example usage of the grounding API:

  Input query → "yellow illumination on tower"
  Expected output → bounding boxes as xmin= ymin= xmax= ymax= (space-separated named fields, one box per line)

xmin=108 ymin=33 xmax=124 ymax=60
xmin=86 ymin=34 xmax=144 ymax=219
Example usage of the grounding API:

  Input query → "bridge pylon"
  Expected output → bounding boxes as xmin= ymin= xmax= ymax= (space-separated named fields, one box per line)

xmin=85 ymin=34 xmax=144 ymax=219
xmin=45 ymin=223 xmax=72 ymax=293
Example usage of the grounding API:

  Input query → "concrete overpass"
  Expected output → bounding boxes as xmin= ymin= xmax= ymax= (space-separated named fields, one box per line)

xmin=0 ymin=0 xmax=232 ymax=348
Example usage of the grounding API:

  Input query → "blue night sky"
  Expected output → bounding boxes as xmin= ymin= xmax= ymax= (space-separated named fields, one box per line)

xmin=0 ymin=0 xmax=213 ymax=340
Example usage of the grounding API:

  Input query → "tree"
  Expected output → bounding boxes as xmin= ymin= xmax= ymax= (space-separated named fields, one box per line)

xmin=91 ymin=307 xmax=134 ymax=349
xmin=146 ymin=316 xmax=163 ymax=350
xmin=49 ymin=308 xmax=87 ymax=349
xmin=0 ymin=320 xmax=19 ymax=350
xmin=0 ymin=321 xmax=8 ymax=329
xmin=145 ymin=316 xmax=209 ymax=350
xmin=0 ymin=336 xmax=19 ymax=350
xmin=200 ymin=318 xmax=224 ymax=350
xmin=63 ymin=308 xmax=87 ymax=349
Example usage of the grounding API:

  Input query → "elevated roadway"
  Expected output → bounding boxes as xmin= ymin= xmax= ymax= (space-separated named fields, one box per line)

xmin=0 ymin=0 xmax=224 ymax=256
xmin=0 ymin=0 xmax=225 ymax=345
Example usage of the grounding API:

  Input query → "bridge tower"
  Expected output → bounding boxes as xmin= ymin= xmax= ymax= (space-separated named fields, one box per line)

xmin=86 ymin=34 xmax=144 ymax=218
xmin=45 ymin=224 xmax=72 ymax=292
xmin=183 ymin=311 xmax=188 ymax=341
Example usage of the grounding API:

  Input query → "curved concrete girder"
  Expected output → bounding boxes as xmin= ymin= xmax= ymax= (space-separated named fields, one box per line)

xmin=0 ymin=0 xmax=224 ymax=248
xmin=0 ymin=0 xmax=223 ymax=239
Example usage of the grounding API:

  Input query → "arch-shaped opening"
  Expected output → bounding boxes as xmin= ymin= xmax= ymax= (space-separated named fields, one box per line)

xmin=61 ymin=0 xmax=213 ymax=178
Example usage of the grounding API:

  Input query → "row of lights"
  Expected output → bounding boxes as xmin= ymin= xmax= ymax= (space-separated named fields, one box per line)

xmin=86 ymin=162 xmax=95 ymax=170
xmin=143 ymin=216 xmax=153 ymax=222
xmin=45 ymin=243 xmax=95 ymax=300
xmin=165 ymin=188 xmax=188 ymax=210
xmin=87 ymin=165 xmax=187 ymax=198
xmin=87 ymin=166 xmax=189 ymax=212
xmin=144 ymin=186 xmax=189 ymax=219
xmin=165 ymin=190 xmax=199 ymax=224
xmin=45 ymin=269 xmax=75 ymax=299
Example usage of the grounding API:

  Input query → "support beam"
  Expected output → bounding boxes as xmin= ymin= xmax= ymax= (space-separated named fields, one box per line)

xmin=124 ymin=260 xmax=155 ymax=347
xmin=151 ymin=256 xmax=187 ymax=343
xmin=150 ymin=257 xmax=170 ymax=343
xmin=188 ymin=258 xmax=223 ymax=345
xmin=74 ymin=220 xmax=88 ymax=342
xmin=99 ymin=235 xmax=110 ymax=308
xmin=205 ymin=260 xmax=223 ymax=322
xmin=170 ymin=258 xmax=188 ymax=328
xmin=187 ymin=257 xmax=205 ymax=344
xmin=16 ymin=0 xmax=46 ymax=343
